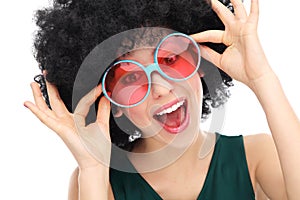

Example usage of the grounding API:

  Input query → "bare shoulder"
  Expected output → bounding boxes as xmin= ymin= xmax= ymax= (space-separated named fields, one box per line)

xmin=243 ymin=133 xmax=275 ymax=172
xmin=243 ymin=133 xmax=274 ymax=148
xmin=243 ymin=134 xmax=287 ymax=200
xmin=243 ymin=133 xmax=276 ymax=159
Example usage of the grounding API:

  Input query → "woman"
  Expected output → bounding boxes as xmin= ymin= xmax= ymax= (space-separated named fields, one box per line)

xmin=24 ymin=0 xmax=300 ymax=199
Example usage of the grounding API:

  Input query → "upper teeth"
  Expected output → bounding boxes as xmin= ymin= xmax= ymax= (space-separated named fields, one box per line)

xmin=156 ymin=100 xmax=185 ymax=116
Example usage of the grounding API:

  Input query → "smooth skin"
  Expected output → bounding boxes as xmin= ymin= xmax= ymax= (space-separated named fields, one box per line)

xmin=24 ymin=0 xmax=300 ymax=199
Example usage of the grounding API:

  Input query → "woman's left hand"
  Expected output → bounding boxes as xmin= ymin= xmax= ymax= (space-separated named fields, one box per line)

xmin=191 ymin=0 xmax=273 ymax=89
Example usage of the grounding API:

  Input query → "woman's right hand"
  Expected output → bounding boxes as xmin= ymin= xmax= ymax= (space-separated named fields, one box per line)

xmin=24 ymin=81 xmax=111 ymax=170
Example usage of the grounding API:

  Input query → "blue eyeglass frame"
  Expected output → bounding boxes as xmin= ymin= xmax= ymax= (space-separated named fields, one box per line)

xmin=101 ymin=32 xmax=201 ymax=108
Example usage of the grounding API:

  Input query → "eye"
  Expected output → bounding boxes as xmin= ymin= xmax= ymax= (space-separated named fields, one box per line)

xmin=121 ymin=71 xmax=143 ymax=85
xmin=163 ymin=54 xmax=178 ymax=65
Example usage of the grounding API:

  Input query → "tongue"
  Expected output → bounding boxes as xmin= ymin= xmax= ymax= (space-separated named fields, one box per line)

xmin=160 ymin=106 xmax=185 ymax=128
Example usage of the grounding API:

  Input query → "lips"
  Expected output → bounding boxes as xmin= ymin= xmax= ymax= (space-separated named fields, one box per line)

xmin=153 ymin=98 xmax=190 ymax=134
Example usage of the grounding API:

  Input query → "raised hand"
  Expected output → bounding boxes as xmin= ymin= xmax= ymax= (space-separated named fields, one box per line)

xmin=191 ymin=0 xmax=273 ymax=89
xmin=191 ymin=1 xmax=300 ymax=199
xmin=24 ymin=80 xmax=111 ymax=170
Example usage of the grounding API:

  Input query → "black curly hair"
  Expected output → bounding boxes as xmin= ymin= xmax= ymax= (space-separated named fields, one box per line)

xmin=33 ymin=0 xmax=234 ymax=150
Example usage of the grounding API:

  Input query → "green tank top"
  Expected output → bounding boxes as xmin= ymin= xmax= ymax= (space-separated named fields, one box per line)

xmin=110 ymin=134 xmax=255 ymax=200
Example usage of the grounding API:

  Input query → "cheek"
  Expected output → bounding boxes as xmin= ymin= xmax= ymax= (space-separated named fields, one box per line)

xmin=186 ymin=75 xmax=203 ymax=111
xmin=189 ymin=74 xmax=203 ymax=97
xmin=123 ymin=105 xmax=151 ymax=127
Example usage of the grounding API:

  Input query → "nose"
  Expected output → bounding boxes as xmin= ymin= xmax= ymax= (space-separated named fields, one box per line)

xmin=151 ymin=72 xmax=174 ymax=99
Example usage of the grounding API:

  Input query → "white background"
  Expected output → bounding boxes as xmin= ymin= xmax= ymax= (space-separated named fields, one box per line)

xmin=0 ymin=0 xmax=299 ymax=199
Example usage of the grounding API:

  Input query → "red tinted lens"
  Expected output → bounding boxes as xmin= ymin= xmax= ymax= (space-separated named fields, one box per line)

xmin=157 ymin=35 xmax=198 ymax=79
xmin=104 ymin=62 xmax=149 ymax=106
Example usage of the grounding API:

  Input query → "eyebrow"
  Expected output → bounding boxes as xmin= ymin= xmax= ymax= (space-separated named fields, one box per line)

xmin=120 ymin=47 xmax=156 ymax=59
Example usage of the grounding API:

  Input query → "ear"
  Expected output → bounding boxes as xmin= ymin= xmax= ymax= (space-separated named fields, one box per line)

xmin=113 ymin=107 xmax=124 ymax=118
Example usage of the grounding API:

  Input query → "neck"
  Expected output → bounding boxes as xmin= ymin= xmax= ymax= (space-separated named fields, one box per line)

xmin=128 ymin=130 xmax=216 ymax=173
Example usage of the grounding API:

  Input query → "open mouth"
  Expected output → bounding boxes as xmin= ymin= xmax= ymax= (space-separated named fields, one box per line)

xmin=153 ymin=98 xmax=189 ymax=134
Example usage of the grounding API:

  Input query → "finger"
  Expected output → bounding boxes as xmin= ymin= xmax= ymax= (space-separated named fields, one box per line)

xmin=24 ymin=101 xmax=60 ymax=133
xmin=30 ymin=82 xmax=53 ymax=114
xmin=96 ymin=96 xmax=111 ymax=126
xmin=45 ymin=80 xmax=69 ymax=116
xmin=191 ymin=30 xmax=224 ymax=44
xmin=74 ymin=85 xmax=102 ymax=125
xmin=211 ymin=0 xmax=235 ymax=26
xmin=199 ymin=45 xmax=223 ymax=70
xmin=230 ymin=0 xmax=247 ymax=20
xmin=248 ymin=0 xmax=259 ymax=24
